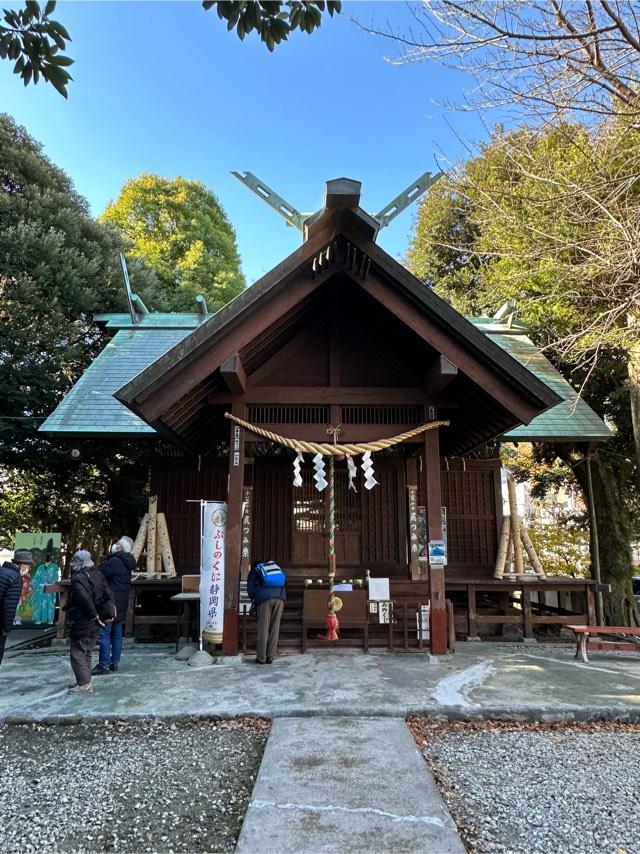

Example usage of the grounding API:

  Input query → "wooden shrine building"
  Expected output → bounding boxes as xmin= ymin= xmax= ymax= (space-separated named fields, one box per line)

xmin=42 ymin=178 xmax=610 ymax=655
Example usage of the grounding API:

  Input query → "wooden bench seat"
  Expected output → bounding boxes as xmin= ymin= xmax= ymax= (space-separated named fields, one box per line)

xmin=568 ymin=624 xmax=640 ymax=663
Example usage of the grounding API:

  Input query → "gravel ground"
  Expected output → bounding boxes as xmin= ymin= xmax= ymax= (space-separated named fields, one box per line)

xmin=0 ymin=717 xmax=269 ymax=854
xmin=408 ymin=718 xmax=640 ymax=854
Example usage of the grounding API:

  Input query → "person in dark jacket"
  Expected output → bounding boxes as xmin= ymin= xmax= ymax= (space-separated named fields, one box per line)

xmin=67 ymin=549 xmax=115 ymax=694
xmin=93 ymin=536 xmax=136 ymax=675
xmin=247 ymin=560 xmax=286 ymax=665
xmin=0 ymin=549 xmax=33 ymax=666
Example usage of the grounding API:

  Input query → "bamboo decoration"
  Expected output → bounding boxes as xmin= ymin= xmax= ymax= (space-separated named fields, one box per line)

xmin=493 ymin=518 xmax=511 ymax=578
xmin=157 ymin=513 xmax=177 ymax=577
xmin=130 ymin=498 xmax=177 ymax=579
xmin=146 ymin=495 xmax=158 ymax=578
xmin=506 ymin=474 xmax=526 ymax=580
xmin=494 ymin=471 xmax=546 ymax=580
xmin=520 ymin=525 xmax=545 ymax=578
xmin=505 ymin=532 xmax=515 ymax=578
xmin=132 ymin=513 xmax=149 ymax=562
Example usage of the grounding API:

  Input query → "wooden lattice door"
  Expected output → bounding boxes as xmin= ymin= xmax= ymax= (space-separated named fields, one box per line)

xmin=291 ymin=468 xmax=361 ymax=566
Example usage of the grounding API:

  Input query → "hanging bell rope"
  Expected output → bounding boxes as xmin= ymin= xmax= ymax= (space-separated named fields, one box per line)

xmin=223 ymin=413 xmax=449 ymax=455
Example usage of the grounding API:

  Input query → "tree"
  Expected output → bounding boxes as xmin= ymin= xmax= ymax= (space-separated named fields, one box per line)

xmin=373 ymin=1 xmax=640 ymax=462
xmin=2 ymin=1 xmax=341 ymax=96
xmin=101 ymin=175 xmax=245 ymax=313
xmin=408 ymin=123 xmax=640 ymax=624
xmin=373 ymin=1 xmax=640 ymax=122
xmin=0 ymin=113 xmax=159 ymax=553
xmin=1 ymin=1 xmax=72 ymax=96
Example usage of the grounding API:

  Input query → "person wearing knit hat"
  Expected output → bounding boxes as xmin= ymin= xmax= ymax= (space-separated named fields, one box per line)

xmin=0 ymin=549 xmax=33 ymax=666
xmin=93 ymin=536 xmax=137 ymax=676
xmin=66 ymin=549 xmax=116 ymax=693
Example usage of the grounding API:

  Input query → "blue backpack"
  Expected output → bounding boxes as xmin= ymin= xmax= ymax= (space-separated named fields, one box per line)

xmin=257 ymin=561 xmax=286 ymax=587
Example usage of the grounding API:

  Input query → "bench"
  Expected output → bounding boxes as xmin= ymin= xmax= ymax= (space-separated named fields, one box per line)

xmin=568 ymin=624 xmax=640 ymax=663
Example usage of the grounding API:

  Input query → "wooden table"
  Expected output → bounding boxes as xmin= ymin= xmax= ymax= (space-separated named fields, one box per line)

xmin=45 ymin=577 xmax=182 ymax=640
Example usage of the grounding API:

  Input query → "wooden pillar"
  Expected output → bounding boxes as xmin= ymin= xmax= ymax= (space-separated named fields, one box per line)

xmin=467 ymin=585 xmax=479 ymax=640
xmin=223 ymin=401 xmax=245 ymax=655
xmin=586 ymin=585 xmax=597 ymax=625
xmin=522 ymin=587 xmax=535 ymax=641
xmin=424 ymin=428 xmax=447 ymax=654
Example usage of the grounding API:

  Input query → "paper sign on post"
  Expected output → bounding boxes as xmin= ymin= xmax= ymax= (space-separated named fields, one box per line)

xmin=428 ymin=539 xmax=446 ymax=567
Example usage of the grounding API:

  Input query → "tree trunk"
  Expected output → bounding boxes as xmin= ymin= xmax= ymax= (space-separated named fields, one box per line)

xmin=628 ymin=313 xmax=640 ymax=467
xmin=562 ymin=449 xmax=639 ymax=626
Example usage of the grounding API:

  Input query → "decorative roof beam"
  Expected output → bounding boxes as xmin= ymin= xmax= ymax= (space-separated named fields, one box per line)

xmin=196 ymin=294 xmax=209 ymax=316
xmin=375 ymin=171 xmax=443 ymax=229
xmin=220 ymin=354 xmax=247 ymax=394
xmin=131 ymin=294 xmax=149 ymax=315
xmin=424 ymin=355 xmax=458 ymax=396
xmin=231 ymin=170 xmax=307 ymax=231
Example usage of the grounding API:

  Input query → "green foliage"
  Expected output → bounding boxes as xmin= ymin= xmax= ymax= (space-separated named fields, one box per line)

xmin=527 ymin=521 xmax=590 ymax=578
xmin=0 ymin=113 xmax=157 ymax=549
xmin=204 ymin=1 xmax=341 ymax=51
xmin=0 ymin=1 xmax=72 ymax=96
xmin=409 ymin=120 xmax=640 ymax=620
xmin=101 ymin=175 xmax=245 ymax=312
xmin=408 ymin=122 xmax=639 ymax=440
xmin=2 ymin=1 xmax=339 ymax=98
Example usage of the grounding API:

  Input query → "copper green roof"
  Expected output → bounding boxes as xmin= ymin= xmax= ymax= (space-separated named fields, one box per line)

xmin=40 ymin=311 xmax=609 ymax=442
xmin=469 ymin=319 xmax=611 ymax=442
xmin=39 ymin=320 xmax=202 ymax=435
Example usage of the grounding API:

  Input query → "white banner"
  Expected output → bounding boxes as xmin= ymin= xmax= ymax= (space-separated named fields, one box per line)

xmin=200 ymin=501 xmax=227 ymax=645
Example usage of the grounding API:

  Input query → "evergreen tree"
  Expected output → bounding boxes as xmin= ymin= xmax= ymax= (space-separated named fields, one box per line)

xmin=0 ymin=113 xmax=158 ymax=553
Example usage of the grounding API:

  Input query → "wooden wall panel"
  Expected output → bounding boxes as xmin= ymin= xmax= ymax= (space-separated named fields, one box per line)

xmin=252 ymin=462 xmax=293 ymax=566
xmin=361 ymin=465 xmax=401 ymax=568
xmin=152 ymin=462 xmax=227 ymax=574
xmin=441 ymin=468 xmax=497 ymax=568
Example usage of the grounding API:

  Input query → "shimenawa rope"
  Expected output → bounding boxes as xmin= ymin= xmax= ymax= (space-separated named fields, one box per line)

xmin=223 ymin=412 xmax=449 ymax=456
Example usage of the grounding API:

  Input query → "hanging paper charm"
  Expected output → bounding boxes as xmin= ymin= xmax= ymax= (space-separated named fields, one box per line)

xmin=347 ymin=455 xmax=358 ymax=491
xmin=292 ymin=451 xmax=304 ymax=487
xmin=313 ymin=453 xmax=328 ymax=491
xmin=361 ymin=451 xmax=379 ymax=491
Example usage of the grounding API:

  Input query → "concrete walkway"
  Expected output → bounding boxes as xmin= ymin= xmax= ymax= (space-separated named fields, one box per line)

xmin=236 ymin=717 xmax=465 ymax=854
xmin=1 ymin=642 xmax=640 ymax=723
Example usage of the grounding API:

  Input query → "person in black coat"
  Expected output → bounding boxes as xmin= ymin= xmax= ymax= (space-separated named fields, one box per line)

xmin=0 ymin=549 xmax=33 ymax=666
xmin=93 ymin=536 xmax=136 ymax=675
xmin=67 ymin=550 xmax=115 ymax=693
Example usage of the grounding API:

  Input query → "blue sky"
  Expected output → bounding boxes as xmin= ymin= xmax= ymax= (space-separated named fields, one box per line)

xmin=0 ymin=1 xmax=488 ymax=287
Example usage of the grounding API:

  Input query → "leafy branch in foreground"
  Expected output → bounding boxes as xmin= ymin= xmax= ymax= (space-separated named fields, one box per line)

xmin=203 ymin=1 xmax=341 ymax=51
xmin=0 ymin=1 xmax=72 ymax=97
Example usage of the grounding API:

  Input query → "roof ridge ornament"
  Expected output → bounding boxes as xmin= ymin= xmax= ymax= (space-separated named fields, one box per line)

xmin=231 ymin=170 xmax=442 ymax=233
xmin=374 ymin=172 xmax=443 ymax=228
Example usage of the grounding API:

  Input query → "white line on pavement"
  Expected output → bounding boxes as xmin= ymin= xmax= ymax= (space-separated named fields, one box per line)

xmin=431 ymin=660 xmax=494 ymax=708
xmin=250 ymin=799 xmax=445 ymax=826
xmin=520 ymin=653 xmax=640 ymax=680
